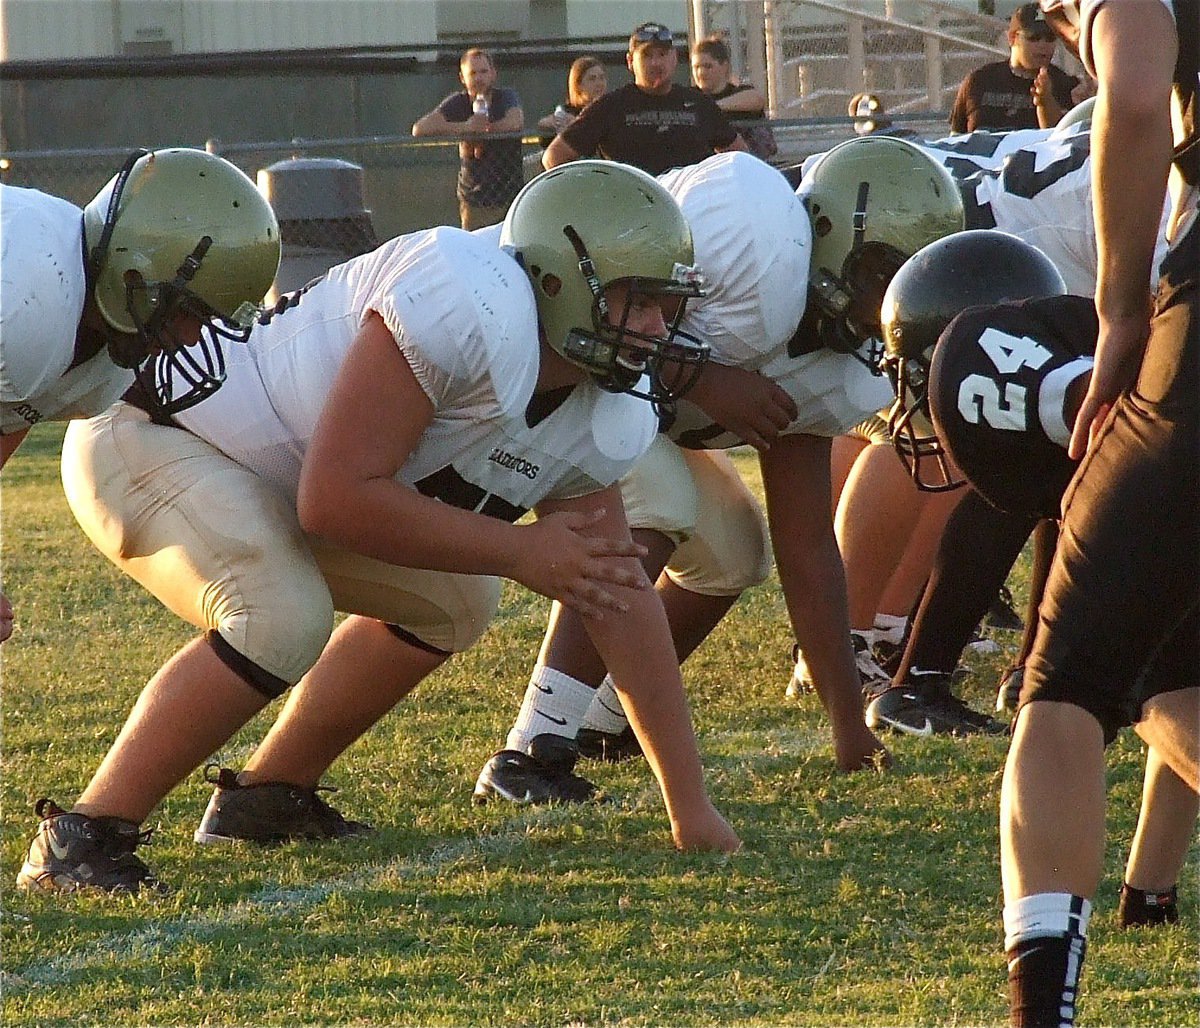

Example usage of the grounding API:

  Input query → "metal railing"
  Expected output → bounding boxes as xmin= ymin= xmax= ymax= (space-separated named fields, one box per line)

xmin=689 ymin=0 xmax=1037 ymax=117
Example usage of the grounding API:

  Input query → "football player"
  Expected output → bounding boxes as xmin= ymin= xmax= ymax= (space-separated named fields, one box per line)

xmin=925 ymin=284 xmax=1196 ymax=935
xmin=0 ymin=148 xmax=281 ymax=642
xmin=998 ymin=0 xmax=1197 ymax=1022
xmin=471 ymin=139 xmax=968 ymax=804
xmin=16 ymin=161 xmax=741 ymax=894
xmin=799 ymin=121 xmax=1174 ymax=736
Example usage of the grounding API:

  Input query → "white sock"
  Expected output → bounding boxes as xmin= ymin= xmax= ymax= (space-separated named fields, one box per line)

xmin=1003 ymin=892 xmax=1092 ymax=950
xmin=872 ymin=613 xmax=908 ymax=645
xmin=505 ymin=666 xmax=595 ymax=752
xmin=581 ymin=674 xmax=628 ymax=734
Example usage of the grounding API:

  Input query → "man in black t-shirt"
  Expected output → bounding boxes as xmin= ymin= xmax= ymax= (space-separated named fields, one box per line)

xmin=949 ymin=4 xmax=1081 ymax=132
xmin=543 ymin=22 xmax=746 ymax=176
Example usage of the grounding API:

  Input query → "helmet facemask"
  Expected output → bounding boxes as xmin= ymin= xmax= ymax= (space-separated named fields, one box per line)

xmin=85 ymin=148 xmax=279 ymax=419
xmin=883 ymin=351 xmax=963 ymax=492
xmin=120 ymin=252 xmax=262 ymax=416
xmin=558 ymin=223 xmax=706 ymax=416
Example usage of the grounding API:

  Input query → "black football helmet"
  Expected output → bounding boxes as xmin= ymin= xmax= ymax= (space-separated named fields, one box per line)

xmin=881 ymin=230 xmax=1068 ymax=491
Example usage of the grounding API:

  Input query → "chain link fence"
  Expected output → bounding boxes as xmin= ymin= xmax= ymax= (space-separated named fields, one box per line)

xmin=1 ymin=110 xmax=955 ymax=246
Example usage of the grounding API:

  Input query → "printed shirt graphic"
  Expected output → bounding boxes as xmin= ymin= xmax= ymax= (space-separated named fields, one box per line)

xmin=559 ymin=84 xmax=738 ymax=175
xmin=0 ymin=185 xmax=132 ymax=434
xmin=175 ymin=226 xmax=656 ymax=520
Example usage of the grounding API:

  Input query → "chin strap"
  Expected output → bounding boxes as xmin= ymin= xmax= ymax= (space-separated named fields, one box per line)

xmin=85 ymin=148 xmax=150 ymax=296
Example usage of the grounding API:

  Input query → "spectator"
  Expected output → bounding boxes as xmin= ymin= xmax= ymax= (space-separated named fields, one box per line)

xmin=690 ymin=35 xmax=777 ymax=160
xmin=948 ymin=4 xmax=1078 ymax=132
xmin=536 ymin=56 xmax=608 ymax=147
xmin=412 ymin=48 xmax=524 ymax=231
xmin=847 ymin=92 xmax=919 ymax=139
xmin=544 ymin=22 xmax=746 ymax=175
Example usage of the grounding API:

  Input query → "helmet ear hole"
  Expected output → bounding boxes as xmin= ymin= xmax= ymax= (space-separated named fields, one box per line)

xmin=813 ymin=215 xmax=832 ymax=238
xmin=539 ymin=272 xmax=562 ymax=298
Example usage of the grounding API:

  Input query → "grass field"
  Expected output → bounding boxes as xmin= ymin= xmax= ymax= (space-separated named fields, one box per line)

xmin=2 ymin=424 xmax=1195 ymax=1027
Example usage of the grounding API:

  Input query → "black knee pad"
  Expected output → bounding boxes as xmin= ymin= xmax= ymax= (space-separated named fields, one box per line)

xmin=383 ymin=622 xmax=452 ymax=658
xmin=205 ymin=630 xmax=290 ymax=699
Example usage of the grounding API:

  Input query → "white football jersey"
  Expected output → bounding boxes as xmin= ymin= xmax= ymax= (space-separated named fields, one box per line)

xmin=951 ymin=133 xmax=1171 ymax=295
xmin=659 ymin=152 xmax=810 ymax=368
xmin=798 ymin=128 xmax=1057 ymax=182
xmin=176 ymin=226 xmax=656 ymax=517
xmin=0 ymin=185 xmax=132 ymax=434
xmin=657 ymin=153 xmax=891 ymax=448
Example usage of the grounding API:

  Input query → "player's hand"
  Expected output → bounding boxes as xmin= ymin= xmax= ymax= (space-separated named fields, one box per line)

xmin=516 ymin=509 xmax=649 ymax=618
xmin=465 ymin=112 xmax=490 ymax=134
xmin=1068 ymin=312 xmax=1150 ymax=459
xmin=0 ymin=590 xmax=12 ymax=643
xmin=671 ymin=801 xmax=742 ymax=853
xmin=685 ymin=362 xmax=798 ymax=451
xmin=834 ymin=723 xmax=891 ymax=773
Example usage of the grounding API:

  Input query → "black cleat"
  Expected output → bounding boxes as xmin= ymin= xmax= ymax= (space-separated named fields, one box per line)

xmin=1117 ymin=883 xmax=1179 ymax=927
xmin=473 ymin=734 xmax=600 ymax=805
xmin=866 ymin=673 xmax=1008 ymax=737
xmin=193 ymin=765 xmax=372 ymax=845
xmin=16 ymin=798 xmax=164 ymax=894
xmin=576 ymin=725 xmax=643 ymax=763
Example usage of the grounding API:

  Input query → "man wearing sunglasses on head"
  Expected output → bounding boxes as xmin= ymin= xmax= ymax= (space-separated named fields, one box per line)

xmin=543 ymin=22 xmax=747 ymax=176
xmin=949 ymin=3 xmax=1084 ymax=132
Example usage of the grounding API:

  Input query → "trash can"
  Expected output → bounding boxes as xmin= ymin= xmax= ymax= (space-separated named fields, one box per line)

xmin=256 ymin=157 xmax=379 ymax=303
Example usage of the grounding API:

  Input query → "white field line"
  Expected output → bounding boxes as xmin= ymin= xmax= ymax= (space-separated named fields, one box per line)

xmin=4 ymin=724 xmax=823 ymax=993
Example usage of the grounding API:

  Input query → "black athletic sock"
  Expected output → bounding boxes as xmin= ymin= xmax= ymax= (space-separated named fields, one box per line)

xmin=1004 ymin=893 xmax=1091 ymax=1027
xmin=1007 ymin=934 xmax=1087 ymax=1027
xmin=1117 ymin=882 xmax=1179 ymax=927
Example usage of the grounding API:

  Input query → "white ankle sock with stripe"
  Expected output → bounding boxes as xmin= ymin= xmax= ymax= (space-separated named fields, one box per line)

xmin=505 ymin=666 xmax=596 ymax=752
xmin=581 ymin=674 xmax=629 ymax=734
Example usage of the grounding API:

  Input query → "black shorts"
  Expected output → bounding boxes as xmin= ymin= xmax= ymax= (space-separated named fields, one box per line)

xmin=1021 ymin=277 xmax=1199 ymax=743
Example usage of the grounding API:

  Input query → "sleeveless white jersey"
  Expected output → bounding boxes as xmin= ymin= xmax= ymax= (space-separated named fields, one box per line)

xmin=175 ymin=226 xmax=656 ymax=516
xmin=0 ymin=185 xmax=132 ymax=434
xmin=657 ymin=153 xmax=892 ymax=449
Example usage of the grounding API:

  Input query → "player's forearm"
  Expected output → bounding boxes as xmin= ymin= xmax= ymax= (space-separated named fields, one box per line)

xmin=775 ymin=533 xmax=863 ymax=730
xmin=588 ymin=591 xmax=712 ymax=822
xmin=299 ymin=476 xmax=524 ymax=580
xmin=1090 ymin=5 xmax=1175 ymax=326
xmin=1 ymin=428 xmax=30 ymax=468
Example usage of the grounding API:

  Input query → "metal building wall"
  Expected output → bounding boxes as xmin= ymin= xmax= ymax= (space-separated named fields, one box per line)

xmin=182 ymin=2 xmax=437 ymax=55
xmin=1 ymin=0 xmax=114 ymax=61
xmin=1 ymin=1 xmax=438 ymax=61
